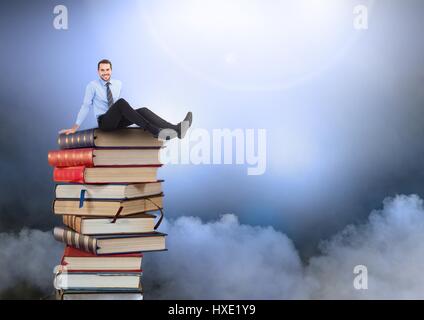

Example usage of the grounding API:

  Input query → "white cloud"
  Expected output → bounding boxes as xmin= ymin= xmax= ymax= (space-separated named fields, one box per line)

xmin=304 ymin=194 xmax=424 ymax=299
xmin=1 ymin=194 xmax=424 ymax=299
xmin=143 ymin=214 xmax=305 ymax=299
xmin=145 ymin=194 xmax=424 ymax=299
xmin=0 ymin=229 xmax=62 ymax=293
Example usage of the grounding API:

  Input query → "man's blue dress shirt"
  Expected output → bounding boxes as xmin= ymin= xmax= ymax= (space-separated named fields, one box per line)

xmin=75 ymin=78 xmax=122 ymax=126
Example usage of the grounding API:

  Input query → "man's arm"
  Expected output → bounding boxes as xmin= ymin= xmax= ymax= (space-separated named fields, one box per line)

xmin=59 ymin=83 xmax=95 ymax=135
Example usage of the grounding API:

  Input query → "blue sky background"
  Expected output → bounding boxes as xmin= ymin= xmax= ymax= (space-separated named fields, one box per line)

xmin=2 ymin=0 xmax=424 ymax=259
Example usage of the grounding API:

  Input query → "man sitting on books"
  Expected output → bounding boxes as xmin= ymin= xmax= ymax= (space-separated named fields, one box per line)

xmin=59 ymin=59 xmax=192 ymax=139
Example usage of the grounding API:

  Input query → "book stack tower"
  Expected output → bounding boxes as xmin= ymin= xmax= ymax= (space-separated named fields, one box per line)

xmin=48 ymin=128 xmax=167 ymax=300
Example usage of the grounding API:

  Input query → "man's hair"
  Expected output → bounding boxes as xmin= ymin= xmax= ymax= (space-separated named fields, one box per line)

xmin=98 ymin=59 xmax=112 ymax=70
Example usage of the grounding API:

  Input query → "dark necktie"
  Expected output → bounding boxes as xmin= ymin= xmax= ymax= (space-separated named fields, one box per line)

xmin=106 ymin=82 xmax=114 ymax=108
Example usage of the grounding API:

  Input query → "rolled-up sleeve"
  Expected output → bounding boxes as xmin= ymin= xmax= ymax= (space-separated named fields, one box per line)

xmin=75 ymin=83 xmax=95 ymax=126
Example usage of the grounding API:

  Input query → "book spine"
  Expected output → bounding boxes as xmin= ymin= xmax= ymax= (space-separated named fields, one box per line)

xmin=59 ymin=269 xmax=143 ymax=273
xmin=53 ymin=227 xmax=97 ymax=254
xmin=64 ymin=246 xmax=143 ymax=258
xmin=63 ymin=215 xmax=82 ymax=233
xmin=53 ymin=166 xmax=86 ymax=183
xmin=58 ymin=129 xmax=95 ymax=149
xmin=48 ymin=149 xmax=94 ymax=167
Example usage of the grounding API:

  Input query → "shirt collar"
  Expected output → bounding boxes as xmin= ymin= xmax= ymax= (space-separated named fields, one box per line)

xmin=99 ymin=77 xmax=112 ymax=86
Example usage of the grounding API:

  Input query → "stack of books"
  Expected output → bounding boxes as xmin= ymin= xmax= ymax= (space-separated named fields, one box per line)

xmin=48 ymin=128 xmax=167 ymax=300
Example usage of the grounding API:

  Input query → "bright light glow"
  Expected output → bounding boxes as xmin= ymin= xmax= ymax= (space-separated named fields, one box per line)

xmin=141 ymin=0 xmax=375 ymax=91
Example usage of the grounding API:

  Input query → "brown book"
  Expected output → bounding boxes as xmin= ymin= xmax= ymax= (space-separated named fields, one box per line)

xmin=56 ymin=291 xmax=143 ymax=300
xmin=58 ymin=128 xmax=163 ymax=149
xmin=63 ymin=213 xmax=157 ymax=235
xmin=55 ymin=182 xmax=163 ymax=200
xmin=53 ymin=194 xmax=163 ymax=217
xmin=53 ymin=267 xmax=143 ymax=290
xmin=53 ymin=227 xmax=167 ymax=255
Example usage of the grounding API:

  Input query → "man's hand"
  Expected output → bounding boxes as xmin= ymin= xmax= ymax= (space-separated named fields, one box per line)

xmin=59 ymin=124 xmax=80 ymax=135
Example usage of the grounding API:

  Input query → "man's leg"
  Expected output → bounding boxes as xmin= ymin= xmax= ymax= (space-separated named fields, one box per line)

xmin=98 ymin=98 xmax=159 ymax=133
xmin=135 ymin=107 xmax=178 ymax=131
xmin=114 ymin=99 xmax=162 ymax=135
xmin=97 ymin=101 xmax=124 ymax=131
xmin=99 ymin=98 xmax=192 ymax=138
xmin=116 ymin=117 xmax=134 ymax=129
xmin=136 ymin=107 xmax=193 ymax=139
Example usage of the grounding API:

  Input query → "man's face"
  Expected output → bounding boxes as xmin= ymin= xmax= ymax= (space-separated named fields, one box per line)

xmin=98 ymin=63 xmax=112 ymax=82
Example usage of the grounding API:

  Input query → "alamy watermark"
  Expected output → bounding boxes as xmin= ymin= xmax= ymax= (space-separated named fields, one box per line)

xmin=53 ymin=5 xmax=68 ymax=30
xmin=158 ymin=123 xmax=267 ymax=176
xmin=353 ymin=5 xmax=369 ymax=30
xmin=53 ymin=4 xmax=369 ymax=31
xmin=353 ymin=264 xmax=368 ymax=290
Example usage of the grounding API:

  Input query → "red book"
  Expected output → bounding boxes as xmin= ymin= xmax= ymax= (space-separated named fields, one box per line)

xmin=53 ymin=165 xmax=161 ymax=183
xmin=54 ymin=166 xmax=85 ymax=183
xmin=48 ymin=149 xmax=94 ymax=167
xmin=63 ymin=246 xmax=143 ymax=258
xmin=48 ymin=148 xmax=161 ymax=168
xmin=61 ymin=247 xmax=143 ymax=272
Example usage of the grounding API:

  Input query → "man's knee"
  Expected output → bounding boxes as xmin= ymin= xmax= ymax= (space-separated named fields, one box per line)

xmin=115 ymin=98 xmax=128 ymax=105
xmin=115 ymin=98 xmax=133 ymax=112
